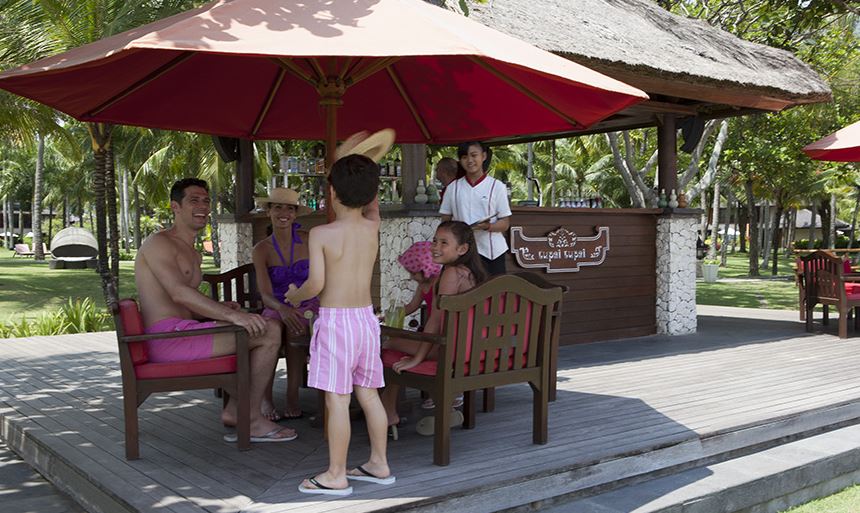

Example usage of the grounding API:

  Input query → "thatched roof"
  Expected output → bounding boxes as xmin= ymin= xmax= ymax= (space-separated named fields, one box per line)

xmin=449 ymin=0 xmax=831 ymax=135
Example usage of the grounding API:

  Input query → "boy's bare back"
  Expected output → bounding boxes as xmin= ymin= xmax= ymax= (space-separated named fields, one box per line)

xmin=311 ymin=212 xmax=379 ymax=308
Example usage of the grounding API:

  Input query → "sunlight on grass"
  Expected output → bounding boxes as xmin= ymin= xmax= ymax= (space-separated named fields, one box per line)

xmin=781 ymin=484 xmax=860 ymax=513
xmin=696 ymin=252 xmax=800 ymax=311
xmin=0 ymin=249 xmax=219 ymax=322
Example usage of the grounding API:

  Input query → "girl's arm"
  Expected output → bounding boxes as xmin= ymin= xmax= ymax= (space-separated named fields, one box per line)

xmin=392 ymin=268 xmax=463 ymax=373
xmin=402 ymin=286 xmax=423 ymax=316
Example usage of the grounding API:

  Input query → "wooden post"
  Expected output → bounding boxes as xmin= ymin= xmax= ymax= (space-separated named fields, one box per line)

xmin=235 ymin=139 xmax=255 ymax=220
xmin=657 ymin=114 xmax=677 ymax=194
xmin=401 ymin=144 xmax=426 ymax=207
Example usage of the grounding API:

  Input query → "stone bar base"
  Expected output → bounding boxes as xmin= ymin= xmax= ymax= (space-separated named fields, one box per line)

xmin=216 ymin=216 xmax=253 ymax=272
xmin=379 ymin=215 xmax=438 ymax=326
xmin=656 ymin=212 xmax=698 ymax=335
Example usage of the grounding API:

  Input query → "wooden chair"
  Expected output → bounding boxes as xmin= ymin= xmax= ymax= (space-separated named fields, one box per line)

xmin=201 ymin=264 xmax=318 ymax=418
xmin=12 ymin=243 xmax=33 ymax=257
xmin=108 ymin=285 xmax=251 ymax=459
xmin=803 ymin=250 xmax=860 ymax=338
xmin=512 ymin=272 xmax=568 ymax=401
xmin=381 ymin=274 xmax=563 ymax=465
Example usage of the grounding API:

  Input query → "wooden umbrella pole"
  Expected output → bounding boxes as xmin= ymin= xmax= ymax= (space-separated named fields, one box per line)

xmin=318 ymin=78 xmax=345 ymax=223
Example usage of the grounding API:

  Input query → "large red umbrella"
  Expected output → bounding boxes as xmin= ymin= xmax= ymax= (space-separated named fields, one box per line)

xmin=0 ymin=0 xmax=646 ymax=167
xmin=803 ymin=120 xmax=860 ymax=162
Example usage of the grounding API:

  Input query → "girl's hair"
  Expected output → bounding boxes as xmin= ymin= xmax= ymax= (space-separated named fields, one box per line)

xmin=436 ymin=220 xmax=487 ymax=285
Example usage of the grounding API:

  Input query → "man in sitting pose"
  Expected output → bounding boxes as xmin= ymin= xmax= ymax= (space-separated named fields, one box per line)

xmin=135 ymin=178 xmax=295 ymax=442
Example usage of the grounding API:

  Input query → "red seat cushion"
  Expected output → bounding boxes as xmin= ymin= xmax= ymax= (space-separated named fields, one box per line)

xmin=135 ymin=355 xmax=238 ymax=379
xmin=844 ymin=260 xmax=853 ymax=274
xmin=118 ymin=299 xmax=148 ymax=365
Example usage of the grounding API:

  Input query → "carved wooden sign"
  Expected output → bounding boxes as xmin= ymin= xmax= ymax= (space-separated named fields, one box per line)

xmin=509 ymin=226 xmax=610 ymax=273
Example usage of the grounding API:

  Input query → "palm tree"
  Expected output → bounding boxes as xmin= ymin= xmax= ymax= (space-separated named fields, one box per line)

xmin=0 ymin=0 xmax=205 ymax=294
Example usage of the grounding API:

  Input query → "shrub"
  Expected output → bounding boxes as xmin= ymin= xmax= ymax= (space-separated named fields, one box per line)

xmin=0 ymin=297 xmax=111 ymax=338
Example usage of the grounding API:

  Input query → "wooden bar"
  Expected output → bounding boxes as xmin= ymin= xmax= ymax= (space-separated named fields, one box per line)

xmin=508 ymin=206 xmax=660 ymax=345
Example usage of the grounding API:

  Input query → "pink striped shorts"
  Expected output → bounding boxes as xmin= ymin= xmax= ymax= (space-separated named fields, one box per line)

xmin=307 ymin=305 xmax=383 ymax=394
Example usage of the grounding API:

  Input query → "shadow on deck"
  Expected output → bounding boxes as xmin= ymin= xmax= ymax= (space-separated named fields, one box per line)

xmin=1 ymin=305 xmax=859 ymax=513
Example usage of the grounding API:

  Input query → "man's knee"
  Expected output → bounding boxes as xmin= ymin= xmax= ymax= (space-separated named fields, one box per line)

xmin=262 ymin=318 xmax=282 ymax=347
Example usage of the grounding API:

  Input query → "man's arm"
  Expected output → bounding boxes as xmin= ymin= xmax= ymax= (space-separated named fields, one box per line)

xmin=285 ymin=227 xmax=326 ymax=306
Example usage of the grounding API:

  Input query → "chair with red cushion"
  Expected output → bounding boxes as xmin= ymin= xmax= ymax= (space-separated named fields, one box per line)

xmin=108 ymin=284 xmax=251 ymax=459
xmin=803 ymin=251 xmax=860 ymax=338
xmin=381 ymin=274 xmax=563 ymax=465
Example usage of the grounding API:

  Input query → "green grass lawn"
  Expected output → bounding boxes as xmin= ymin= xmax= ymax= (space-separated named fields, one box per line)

xmin=696 ymin=252 xmax=800 ymax=311
xmin=782 ymin=484 xmax=860 ymax=513
xmin=0 ymin=249 xmax=218 ymax=322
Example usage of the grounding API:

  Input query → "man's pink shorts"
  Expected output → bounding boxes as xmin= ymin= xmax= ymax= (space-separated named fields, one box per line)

xmin=144 ymin=317 xmax=217 ymax=363
xmin=307 ymin=306 xmax=383 ymax=394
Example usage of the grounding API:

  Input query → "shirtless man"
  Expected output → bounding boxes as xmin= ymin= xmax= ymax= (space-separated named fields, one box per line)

xmin=135 ymin=178 xmax=295 ymax=442
xmin=286 ymin=154 xmax=394 ymax=496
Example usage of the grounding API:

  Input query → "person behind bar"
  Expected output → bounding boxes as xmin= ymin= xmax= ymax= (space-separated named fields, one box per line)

xmin=439 ymin=141 xmax=512 ymax=276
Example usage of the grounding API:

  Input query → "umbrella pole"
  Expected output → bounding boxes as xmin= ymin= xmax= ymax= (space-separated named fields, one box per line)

xmin=324 ymin=102 xmax=337 ymax=222
xmin=320 ymin=80 xmax=345 ymax=223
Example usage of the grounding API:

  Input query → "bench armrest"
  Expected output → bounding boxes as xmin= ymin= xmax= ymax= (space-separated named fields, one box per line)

xmin=119 ymin=324 xmax=245 ymax=343
xmin=381 ymin=325 xmax=445 ymax=346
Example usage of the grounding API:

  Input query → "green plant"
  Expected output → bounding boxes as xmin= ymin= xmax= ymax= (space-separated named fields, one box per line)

xmin=703 ymin=259 xmax=720 ymax=265
xmin=60 ymin=297 xmax=110 ymax=333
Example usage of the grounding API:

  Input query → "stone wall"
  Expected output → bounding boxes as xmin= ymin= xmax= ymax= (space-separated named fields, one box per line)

xmin=379 ymin=216 xmax=439 ymax=325
xmin=217 ymin=217 xmax=253 ymax=272
xmin=656 ymin=212 xmax=698 ymax=335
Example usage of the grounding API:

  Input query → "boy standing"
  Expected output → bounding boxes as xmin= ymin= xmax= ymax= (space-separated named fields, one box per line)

xmin=285 ymin=153 xmax=394 ymax=496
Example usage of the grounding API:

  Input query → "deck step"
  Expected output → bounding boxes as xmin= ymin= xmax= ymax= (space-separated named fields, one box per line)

xmin=536 ymin=424 xmax=860 ymax=513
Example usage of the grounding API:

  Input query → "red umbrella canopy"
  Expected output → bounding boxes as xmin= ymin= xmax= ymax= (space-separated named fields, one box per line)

xmin=0 ymin=0 xmax=647 ymax=145
xmin=803 ymin=120 xmax=860 ymax=162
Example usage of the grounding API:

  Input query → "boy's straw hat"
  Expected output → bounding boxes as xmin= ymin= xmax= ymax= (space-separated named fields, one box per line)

xmin=255 ymin=188 xmax=312 ymax=216
xmin=345 ymin=128 xmax=396 ymax=163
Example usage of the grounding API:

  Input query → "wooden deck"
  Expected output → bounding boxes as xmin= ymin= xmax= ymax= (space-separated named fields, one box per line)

xmin=2 ymin=305 xmax=860 ymax=513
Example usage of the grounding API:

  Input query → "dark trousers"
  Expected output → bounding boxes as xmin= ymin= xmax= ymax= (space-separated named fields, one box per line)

xmin=481 ymin=254 xmax=506 ymax=277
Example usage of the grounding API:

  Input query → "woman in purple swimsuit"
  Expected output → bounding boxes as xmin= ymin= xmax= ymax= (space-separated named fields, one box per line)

xmin=252 ymin=188 xmax=319 ymax=421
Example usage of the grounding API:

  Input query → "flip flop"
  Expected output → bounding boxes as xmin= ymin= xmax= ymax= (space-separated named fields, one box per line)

xmin=347 ymin=465 xmax=396 ymax=485
xmin=415 ymin=410 xmax=464 ymax=437
xmin=298 ymin=477 xmax=353 ymax=496
xmin=223 ymin=427 xmax=298 ymax=443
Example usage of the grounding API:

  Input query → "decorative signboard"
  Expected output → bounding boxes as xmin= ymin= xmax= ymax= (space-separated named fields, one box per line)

xmin=509 ymin=226 xmax=610 ymax=273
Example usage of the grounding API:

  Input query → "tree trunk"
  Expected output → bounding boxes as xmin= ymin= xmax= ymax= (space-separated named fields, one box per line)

xmin=739 ymin=203 xmax=748 ymax=253
xmin=88 ymin=123 xmax=113 ymax=298
xmin=33 ymin=133 xmax=45 ymax=260
xmin=708 ymin=181 xmax=720 ymax=261
xmin=771 ymin=205 xmax=784 ymax=275
xmin=721 ymin=195 xmax=732 ymax=265
xmin=62 ymin=195 xmax=68 ymax=229
xmin=830 ymin=193 xmax=837 ymax=249
xmin=819 ymin=202 xmax=831 ymax=248
xmin=3 ymin=196 xmax=9 ymax=248
xmin=120 ymin=164 xmax=129 ymax=251
xmin=761 ymin=204 xmax=773 ymax=270
xmin=700 ymin=188 xmax=709 ymax=245
xmin=133 ymin=182 xmax=141 ymax=250
xmin=606 ymin=132 xmax=648 ymax=207
xmin=745 ymin=179 xmax=759 ymax=276
xmin=850 ymin=187 xmax=860 ymax=249
xmin=105 ymin=144 xmax=120 ymax=281
xmin=47 ymin=202 xmax=53 ymax=248
xmin=808 ymin=201 xmax=816 ymax=248
xmin=18 ymin=204 xmax=24 ymax=240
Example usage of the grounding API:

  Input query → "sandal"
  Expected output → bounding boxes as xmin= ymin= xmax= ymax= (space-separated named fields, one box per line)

xmin=415 ymin=410 xmax=464 ymax=436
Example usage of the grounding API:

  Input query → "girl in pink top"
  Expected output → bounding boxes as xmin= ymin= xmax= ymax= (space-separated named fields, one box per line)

xmin=380 ymin=221 xmax=487 ymax=437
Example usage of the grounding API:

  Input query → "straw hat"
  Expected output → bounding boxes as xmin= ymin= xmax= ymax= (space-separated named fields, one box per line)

xmin=255 ymin=188 xmax=312 ymax=216
xmin=344 ymin=128 xmax=396 ymax=163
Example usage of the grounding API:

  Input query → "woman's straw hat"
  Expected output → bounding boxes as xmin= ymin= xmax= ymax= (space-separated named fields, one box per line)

xmin=255 ymin=188 xmax=312 ymax=216
xmin=346 ymin=128 xmax=396 ymax=163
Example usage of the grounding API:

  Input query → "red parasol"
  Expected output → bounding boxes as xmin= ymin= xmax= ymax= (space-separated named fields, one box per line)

xmin=803 ymin=120 xmax=860 ymax=162
xmin=0 ymin=0 xmax=647 ymax=169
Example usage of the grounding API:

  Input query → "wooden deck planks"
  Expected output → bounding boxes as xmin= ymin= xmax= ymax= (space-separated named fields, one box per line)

xmin=2 ymin=312 xmax=860 ymax=512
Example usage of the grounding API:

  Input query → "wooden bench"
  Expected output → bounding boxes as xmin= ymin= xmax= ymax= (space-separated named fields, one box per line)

xmin=201 ymin=264 xmax=319 ymax=419
xmin=802 ymin=250 xmax=860 ymax=338
xmin=108 ymin=284 xmax=251 ymax=459
xmin=381 ymin=274 xmax=563 ymax=465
